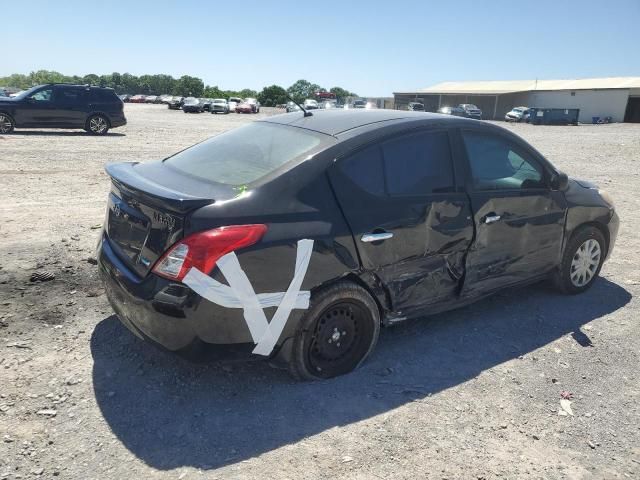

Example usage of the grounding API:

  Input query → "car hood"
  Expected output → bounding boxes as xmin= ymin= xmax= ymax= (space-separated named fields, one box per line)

xmin=572 ymin=178 xmax=599 ymax=189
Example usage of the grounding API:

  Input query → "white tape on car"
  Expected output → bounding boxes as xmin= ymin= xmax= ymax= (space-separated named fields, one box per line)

xmin=182 ymin=239 xmax=313 ymax=356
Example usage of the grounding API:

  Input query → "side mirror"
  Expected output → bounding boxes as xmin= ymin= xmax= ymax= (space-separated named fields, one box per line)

xmin=550 ymin=171 xmax=569 ymax=191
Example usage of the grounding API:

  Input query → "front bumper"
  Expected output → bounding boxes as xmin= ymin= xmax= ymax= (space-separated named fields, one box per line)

xmin=606 ymin=210 xmax=620 ymax=260
xmin=98 ymin=235 xmax=255 ymax=351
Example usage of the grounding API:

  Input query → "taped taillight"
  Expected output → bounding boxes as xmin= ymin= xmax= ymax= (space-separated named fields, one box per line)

xmin=152 ymin=224 xmax=267 ymax=282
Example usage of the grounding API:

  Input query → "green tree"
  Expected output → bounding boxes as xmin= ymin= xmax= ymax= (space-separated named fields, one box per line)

xmin=203 ymin=85 xmax=226 ymax=98
xmin=330 ymin=86 xmax=357 ymax=102
xmin=258 ymin=84 xmax=287 ymax=107
xmin=176 ymin=75 xmax=204 ymax=97
xmin=287 ymin=79 xmax=322 ymax=103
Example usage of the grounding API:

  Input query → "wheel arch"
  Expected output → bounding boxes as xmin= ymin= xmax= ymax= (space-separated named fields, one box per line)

xmin=310 ymin=272 xmax=390 ymax=326
xmin=567 ymin=221 xmax=610 ymax=258
xmin=0 ymin=110 xmax=15 ymax=122
xmin=84 ymin=111 xmax=112 ymax=129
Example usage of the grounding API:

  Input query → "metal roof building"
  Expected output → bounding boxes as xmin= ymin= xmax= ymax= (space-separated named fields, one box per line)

xmin=394 ymin=77 xmax=640 ymax=123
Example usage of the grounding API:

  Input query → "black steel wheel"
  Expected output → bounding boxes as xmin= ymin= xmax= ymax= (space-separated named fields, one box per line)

xmin=0 ymin=113 xmax=15 ymax=134
xmin=289 ymin=282 xmax=380 ymax=380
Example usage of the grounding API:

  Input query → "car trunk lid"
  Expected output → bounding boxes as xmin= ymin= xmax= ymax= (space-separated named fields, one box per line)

xmin=104 ymin=161 xmax=236 ymax=278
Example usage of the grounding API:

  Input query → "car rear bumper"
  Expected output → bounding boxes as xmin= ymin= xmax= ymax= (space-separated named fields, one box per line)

xmin=110 ymin=115 xmax=127 ymax=128
xmin=98 ymin=234 xmax=255 ymax=351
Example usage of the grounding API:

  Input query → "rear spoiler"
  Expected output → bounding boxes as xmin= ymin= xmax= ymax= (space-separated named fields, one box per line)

xmin=105 ymin=162 xmax=216 ymax=213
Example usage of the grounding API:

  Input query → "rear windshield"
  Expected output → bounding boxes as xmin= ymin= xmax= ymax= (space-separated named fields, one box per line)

xmin=164 ymin=122 xmax=327 ymax=185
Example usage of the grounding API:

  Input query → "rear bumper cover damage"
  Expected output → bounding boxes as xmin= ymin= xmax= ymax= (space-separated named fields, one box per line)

xmin=98 ymin=234 xmax=256 ymax=352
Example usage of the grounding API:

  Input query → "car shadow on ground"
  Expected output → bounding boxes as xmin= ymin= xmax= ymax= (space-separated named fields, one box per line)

xmin=9 ymin=131 xmax=125 ymax=137
xmin=91 ymin=278 xmax=630 ymax=471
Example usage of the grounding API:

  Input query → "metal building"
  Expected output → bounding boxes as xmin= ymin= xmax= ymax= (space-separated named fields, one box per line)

xmin=394 ymin=77 xmax=640 ymax=123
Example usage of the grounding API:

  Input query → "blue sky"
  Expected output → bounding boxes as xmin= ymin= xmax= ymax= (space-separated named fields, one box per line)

xmin=5 ymin=0 xmax=639 ymax=96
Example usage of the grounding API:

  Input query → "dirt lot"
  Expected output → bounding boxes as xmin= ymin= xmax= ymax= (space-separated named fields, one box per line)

xmin=1 ymin=104 xmax=639 ymax=479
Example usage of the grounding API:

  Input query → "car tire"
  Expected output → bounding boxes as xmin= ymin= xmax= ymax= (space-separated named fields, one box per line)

xmin=554 ymin=226 xmax=606 ymax=294
xmin=289 ymin=281 xmax=380 ymax=380
xmin=0 ymin=113 xmax=15 ymax=134
xmin=86 ymin=114 xmax=110 ymax=135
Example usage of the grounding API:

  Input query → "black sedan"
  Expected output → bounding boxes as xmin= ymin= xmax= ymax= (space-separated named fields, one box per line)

xmin=98 ymin=110 xmax=619 ymax=380
xmin=182 ymin=97 xmax=204 ymax=113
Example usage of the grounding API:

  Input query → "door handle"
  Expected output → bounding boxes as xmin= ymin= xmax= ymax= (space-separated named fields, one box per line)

xmin=361 ymin=232 xmax=394 ymax=243
xmin=484 ymin=214 xmax=501 ymax=224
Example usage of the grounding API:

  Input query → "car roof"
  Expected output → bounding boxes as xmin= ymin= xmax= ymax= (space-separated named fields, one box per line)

xmin=262 ymin=109 xmax=459 ymax=136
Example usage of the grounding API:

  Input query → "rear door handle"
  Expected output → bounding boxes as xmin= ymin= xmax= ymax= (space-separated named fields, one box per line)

xmin=361 ymin=232 xmax=394 ymax=243
xmin=484 ymin=214 xmax=501 ymax=224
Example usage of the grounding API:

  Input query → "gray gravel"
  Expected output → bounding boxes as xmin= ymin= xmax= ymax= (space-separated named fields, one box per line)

xmin=0 ymin=104 xmax=639 ymax=479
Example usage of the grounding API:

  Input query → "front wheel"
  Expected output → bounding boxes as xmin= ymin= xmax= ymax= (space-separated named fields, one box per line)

xmin=289 ymin=282 xmax=380 ymax=380
xmin=0 ymin=113 xmax=15 ymax=134
xmin=87 ymin=114 xmax=109 ymax=135
xmin=554 ymin=226 xmax=606 ymax=294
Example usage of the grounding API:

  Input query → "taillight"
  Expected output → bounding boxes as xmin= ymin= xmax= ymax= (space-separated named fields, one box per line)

xmin=152 ymin=224 xmax=267 ymax=282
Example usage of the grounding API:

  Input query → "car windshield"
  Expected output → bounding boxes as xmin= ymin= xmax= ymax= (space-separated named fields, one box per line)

xmin=184 ymin=97 xmax=198 ymax=105
xmin=12 ymin=85 xmax=45 ymax=100
xmin=513 ymin=108 xmax=525 ymax=113
xmin=164 ymin=122 xmax=327 ymax=185
xmin=213 ymin=99 xmax=226 ymax=103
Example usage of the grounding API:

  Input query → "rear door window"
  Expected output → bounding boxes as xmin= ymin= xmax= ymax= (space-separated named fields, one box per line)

xmin=382 ymin=131 xmax=455 ymax=195
xmin=339 ymin=145 xmax=385 ymax=196
xmin=55 ymin=88 xmax=83 ymax=105
xmin=339 ymin=130 xmax=455 ymax=196
xmin=462 ymin=131 xmax=545 ymax=190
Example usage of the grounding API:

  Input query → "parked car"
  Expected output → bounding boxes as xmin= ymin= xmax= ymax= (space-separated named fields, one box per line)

xmin=228 ymin=97 xmax=243 ymax=113
xmin=0 ymin=83 xmax=126 ymax=135
xmin=182 ymin=97 xmax=204 ymax=113
xmin=0 ymin=88 xmax=9 ymax=97
xmin=168 ymin=96 xmax=184 ymax=110
xmin=159 ymin=95 xmax=173 ymax=104
xmin=286 ymin=101 xmax=301 ymax=113
xmin=118 ymin=94 xmax=132 ymax=103
xmin=505 ymin=106 xmax=530 ymax=122
xmin=303 ymin=99 xmax=319 ymax=110
xmin=458 ymin=104 xmax=482 ymax=119
xmin=320 ymin=100 xmax=337 ymax=109
xmin=201 ymin=98 xmax=214 ymax=112
xmin=129 ymin=94 xmax=146 ymax=103
xmin=210 ymin=98 xmax=229 ymax=114
xmin=244 ymin=98 xmax=261 ymax=113
xmin=145 ymin=95 xmax=159 ymax=104
xmin=438 ymin=106 xmax=452 ymax=114
xmin=98 ymin=109 xmax=618 ymax=380
xmin=235 ymin=100 xmax=255 ymax=113
xmin=408 ymin=102 xmax=425 ymax=111
xmin=351 ymin=99 xmax=367 ymax=109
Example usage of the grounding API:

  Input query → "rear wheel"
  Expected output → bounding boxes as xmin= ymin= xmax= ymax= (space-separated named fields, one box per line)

xmin=555 ymin=226 xmax=606 ymax=294
xmin=87 ymin=114 xmax=109 ymax=135
xmin=0 ymin=113 xmax=15 ymax=134
xmin=289 ymin=282 xmax=380 ymax=380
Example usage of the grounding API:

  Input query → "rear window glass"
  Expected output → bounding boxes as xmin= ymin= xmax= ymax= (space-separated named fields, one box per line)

xmin=165 ymin=122 xmax=326 ymax=185
xmin=88 ymin=89 xmax=116 ymax=101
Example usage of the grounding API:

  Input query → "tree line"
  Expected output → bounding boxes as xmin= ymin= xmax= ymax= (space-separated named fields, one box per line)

xmin=0 ymin=71 xmax=358 ymax=107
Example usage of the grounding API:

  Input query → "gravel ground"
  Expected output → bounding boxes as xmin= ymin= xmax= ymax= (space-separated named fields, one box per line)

xmin=0 ymin=104 xmax=639 ymax=479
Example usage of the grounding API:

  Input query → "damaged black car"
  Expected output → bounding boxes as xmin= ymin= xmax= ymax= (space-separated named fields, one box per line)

xmin=97 ymin=109 xmax=619 ymax=380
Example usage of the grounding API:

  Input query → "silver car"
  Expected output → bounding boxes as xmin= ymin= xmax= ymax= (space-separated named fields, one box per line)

xmin=210 ymin=98 xmax=230 ymax=114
